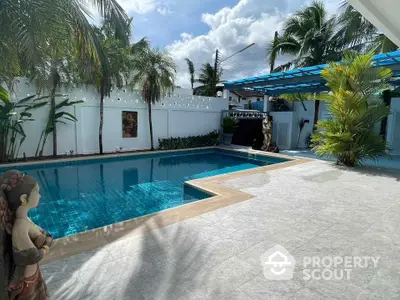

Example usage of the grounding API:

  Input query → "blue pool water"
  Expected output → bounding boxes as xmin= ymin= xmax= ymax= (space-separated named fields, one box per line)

xmin=0 ymin=149 xmax=287 ymax=238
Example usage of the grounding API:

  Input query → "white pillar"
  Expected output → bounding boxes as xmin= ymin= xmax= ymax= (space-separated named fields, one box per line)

xmin=263 ymin=95 xmax=272 ymax=113
xmin=223 ymin=89 xmax=230 ymax=99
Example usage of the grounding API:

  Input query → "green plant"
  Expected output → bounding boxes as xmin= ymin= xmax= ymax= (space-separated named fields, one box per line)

xmin=158 ymin=131 xmax=220 ymax=150
xmin=305 ymin=133 xmax=312 ymax=148
xmin=0 ymin=0 xmax=129 ymax=80
xmin=266 ymin=1 xmax=368 ymax=126
xmin=221 ymin=116 xmax=238 ymax=134
xmin=80 ymin=22 xmax=135 ymax=154
xmin=312 ymin=53 xmax=392 ymax=167
xmin=0 ymin=87 xmax=48 ymax=162
xmin=129 ymin=44 xmax=176 ymax=151
xmin=195 ymin=63 xmax=223 ymax=96
xmin=35 ymin=97 xmax=83 ymax=157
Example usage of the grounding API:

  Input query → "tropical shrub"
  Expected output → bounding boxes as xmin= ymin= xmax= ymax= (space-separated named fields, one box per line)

xmin=311 ymin=53 xmax=392 ymax=166
xmin=158 ymin=131 xmax=220 ymax=150
xmin=0 ymin=87 xmax=48 ymax=162
xmin=221 ymin=116 xmax=238 ymax=134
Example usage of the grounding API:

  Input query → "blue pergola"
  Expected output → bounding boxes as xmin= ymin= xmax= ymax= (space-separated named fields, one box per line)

xmin=224 ymin=51 xmax=400 ymax=95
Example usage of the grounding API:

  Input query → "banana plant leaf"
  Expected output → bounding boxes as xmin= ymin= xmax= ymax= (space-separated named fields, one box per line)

xmin=55 ymin=99 xmax=84 ymax=109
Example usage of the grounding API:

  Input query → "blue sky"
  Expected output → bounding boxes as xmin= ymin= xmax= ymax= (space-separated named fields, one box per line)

xmin=109 ymin=0 xmax=342 ymax=87
xmin=131 ymin=0 xmax=241 ymax=47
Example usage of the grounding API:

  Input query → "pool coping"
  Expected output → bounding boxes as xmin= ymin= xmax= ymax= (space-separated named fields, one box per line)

xmin=0 ymin=146 xmax=219 ymax=168
xmin=21 ymin=147 xmax=310 ymax=264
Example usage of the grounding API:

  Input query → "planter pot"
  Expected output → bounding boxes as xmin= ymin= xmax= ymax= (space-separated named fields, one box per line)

xmin=223 ymin=133 xmax=234 ymax=145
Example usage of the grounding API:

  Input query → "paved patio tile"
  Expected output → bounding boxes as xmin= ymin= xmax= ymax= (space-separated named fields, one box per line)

xmin=290 ymin=287 xmax=334 ymax=300
xmin=80 ymin=280 xmax=145 ymax=300
xmin=238 ymin=273 xmax=303 ymax=300
xmin=236 ymin=238 xmax=282 ymax=269
xmin=47 ymin=275 xmax=84 ymax=300
xmin=42 ymin=160 xmax=400 ymax=299
xmin=186 ymin=256 xmax=260 ymax=299
xmin=306 ymin=279 xmax=366 ymax=300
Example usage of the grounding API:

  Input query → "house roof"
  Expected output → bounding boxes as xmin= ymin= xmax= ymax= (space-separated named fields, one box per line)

xmin=224 ymin=51 xmax=400 ymax=95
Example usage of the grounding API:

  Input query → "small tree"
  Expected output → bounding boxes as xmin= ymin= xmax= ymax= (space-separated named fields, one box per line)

xmin=312 ymin=53 xmax=392 ymax=166
xmin=130 ymin=45 xmax=176 ymax=150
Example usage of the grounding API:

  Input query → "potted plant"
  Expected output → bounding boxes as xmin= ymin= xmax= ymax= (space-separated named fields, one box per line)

xmin=221 ymin=116 xmax=238 ymax=145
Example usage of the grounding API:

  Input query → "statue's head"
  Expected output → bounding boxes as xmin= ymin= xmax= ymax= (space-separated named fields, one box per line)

xmin=0 ymin=170 xmax=40 ymax=212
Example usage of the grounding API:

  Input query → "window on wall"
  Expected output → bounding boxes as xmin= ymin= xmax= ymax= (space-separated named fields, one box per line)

xmin=229 ymin=96 xmax=232 ymax=101
xmin=122 ymin=111 xmax=138 ymax=138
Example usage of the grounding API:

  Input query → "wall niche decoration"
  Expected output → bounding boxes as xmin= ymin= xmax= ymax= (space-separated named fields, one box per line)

xmin=122 ymin=111 xmax=138 ymax=138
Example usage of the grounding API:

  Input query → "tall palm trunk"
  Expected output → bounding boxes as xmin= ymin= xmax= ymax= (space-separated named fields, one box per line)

xmin=148 ymin=101 xmax=154 ymax=150
xmin=99 ymin=88 xmax=105 ymax=154
xmin=270 ymin=31 xmax=278 ymax=73
xmin=50 ymin=66 xmax=59 ymax=156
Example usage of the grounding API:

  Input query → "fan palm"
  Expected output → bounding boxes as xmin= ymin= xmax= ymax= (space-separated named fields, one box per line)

xmin=130 ymin=45 xmax=176 ymax=150
xmin=185 ymin=58 xmax=195 ymax=90
xmin=312 ymin=53 xmax=392 ymax=166
xmin=195 ymin=63 xmax=223 ymax=96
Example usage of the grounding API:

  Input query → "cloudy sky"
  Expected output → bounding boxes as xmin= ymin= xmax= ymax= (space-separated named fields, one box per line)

xmin=93 ymin=0 xmax=343 ymax=87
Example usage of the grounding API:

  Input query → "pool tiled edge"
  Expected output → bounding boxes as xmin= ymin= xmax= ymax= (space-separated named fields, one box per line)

xmin=42 ymin=150 xmax=310 ymax=264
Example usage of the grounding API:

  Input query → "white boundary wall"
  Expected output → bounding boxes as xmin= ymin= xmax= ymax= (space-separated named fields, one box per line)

xmin=10 ymin=80 xmax=228 ymax=157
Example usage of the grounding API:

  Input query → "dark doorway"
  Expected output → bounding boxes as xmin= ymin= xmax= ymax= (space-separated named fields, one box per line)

xmin=232 ymin=119 xmax=263 ymax=146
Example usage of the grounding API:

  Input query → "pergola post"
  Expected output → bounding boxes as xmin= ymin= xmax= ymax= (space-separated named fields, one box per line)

xmin=263 ymin=95 xmax=272 ymax=113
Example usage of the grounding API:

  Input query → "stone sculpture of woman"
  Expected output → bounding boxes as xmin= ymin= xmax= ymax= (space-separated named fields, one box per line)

xmin=0 ymin=170 xmax=52 ymax=300
xmin=261 ymin=116 xmax=273 ymax=151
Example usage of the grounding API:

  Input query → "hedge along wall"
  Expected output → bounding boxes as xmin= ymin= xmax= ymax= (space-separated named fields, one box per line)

xmin=9 ymin=79 xmax=228 ymax=157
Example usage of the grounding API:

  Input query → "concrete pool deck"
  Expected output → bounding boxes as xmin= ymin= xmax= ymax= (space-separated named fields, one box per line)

xmin=42 ymin=156 xmax=400 ymax=299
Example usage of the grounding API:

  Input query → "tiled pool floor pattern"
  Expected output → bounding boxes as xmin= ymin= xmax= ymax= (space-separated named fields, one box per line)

xmin=43 ymin=160 xmax=400 ymax=300
xmin=4 ymin=150 xmax=286 ymax=238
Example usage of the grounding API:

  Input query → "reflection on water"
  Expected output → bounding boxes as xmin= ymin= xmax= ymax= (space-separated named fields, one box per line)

xmin=5 ymin=150 xmax=284 ymax=238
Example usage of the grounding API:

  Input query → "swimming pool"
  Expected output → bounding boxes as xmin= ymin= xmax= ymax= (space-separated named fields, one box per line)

xmin=0 ymin=149 xmax=287 ymax=238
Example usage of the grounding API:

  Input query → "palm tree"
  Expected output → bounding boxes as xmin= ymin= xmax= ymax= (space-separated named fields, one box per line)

xmin=0 ymin=0 xmax=128 ymax=73
xmin=195 ymin=63 xmax=223 ymax=96
xmin=312 ymin=53 xmax=392 ymax=166
xmin=78 ymin=23 xmax=133 ymax=154
xmin=266 ymin=1 xmax=362 ymax=127
xmin=185 ymin=58 xmax=195 ymax=90
xmin=338 ymin=1 xmax=398 ymax=54
xmin=268 ymin=31 xmax=279 ymax=73
xmin=130 ymin=45 xmax=176 ymax=150
xmin=0 ymin=0 xmax=129 ymax=156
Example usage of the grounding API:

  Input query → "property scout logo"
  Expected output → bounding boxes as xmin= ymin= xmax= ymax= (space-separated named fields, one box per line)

xmin=261 ymin=244 xmax=379 ymax=281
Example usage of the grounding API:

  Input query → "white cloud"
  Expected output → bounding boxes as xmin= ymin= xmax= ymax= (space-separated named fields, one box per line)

xmin=166 ymin=0 xmax=287 ymax=87
xmin=166 ymin=0 xmax=342 ymax=88
xmin=118 ymin=0 xmax=158 ymax=14
xmin=157 ymin=7 xmax=173 ymax=15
